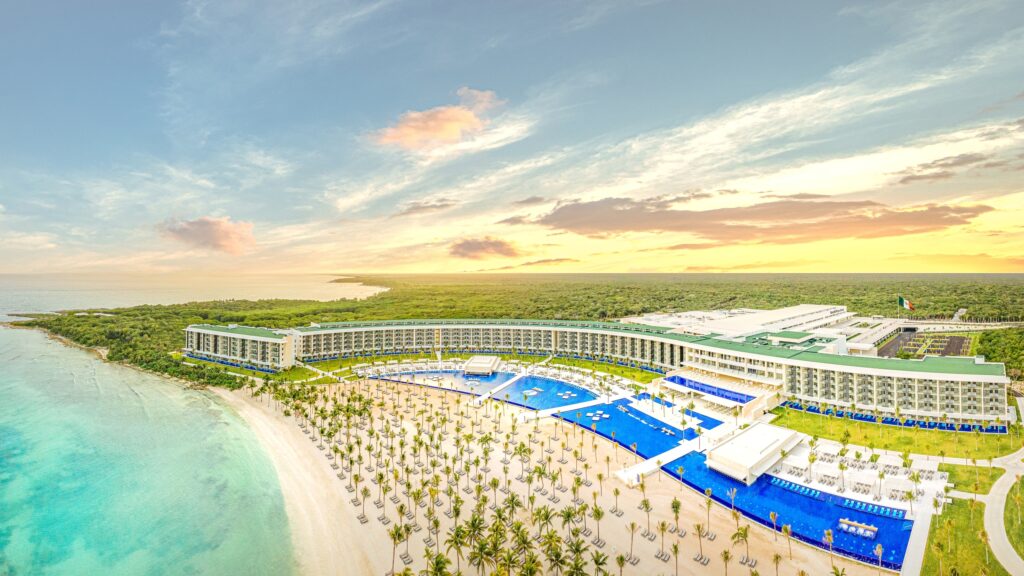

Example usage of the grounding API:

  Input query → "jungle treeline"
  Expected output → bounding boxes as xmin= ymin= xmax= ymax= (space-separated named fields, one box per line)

xmin=22 ymin=273 xmax=1024 ymax=387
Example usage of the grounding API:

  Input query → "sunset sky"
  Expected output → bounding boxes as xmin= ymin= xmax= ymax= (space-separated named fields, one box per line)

xmin=1 ymin=0 xmax=1023 ymax=274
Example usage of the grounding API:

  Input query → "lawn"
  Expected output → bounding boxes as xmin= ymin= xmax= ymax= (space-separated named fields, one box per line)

xmin=770 ymin=407 xmax=1023 ymax=460
xmin=1005 ymin=475 xmax=1024 ymax=560
xmin=938 ymin=463 xmax=1005 ymax=494
xmin=178 ymin=354 xmax=316 ymax=382
xmin=548 ymin=356 xmax=661 ymax=384
xmin=305 ymin=352 xmax=545 ymax=373
xmin=923 ymin=497 xmax=1008 ymax=575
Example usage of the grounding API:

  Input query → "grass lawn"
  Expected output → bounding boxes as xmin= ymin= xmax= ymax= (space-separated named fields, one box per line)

xmin=938 ymin=463 xmax=1005 ymax=494
xmin=770 ymin=407 xmax=1023 ymax=460
xmin=178 ymin=355 xmax=316 ymax=382
xmin=548 ymin=356 xmax=660 ymax=384
xmin=924 ymin=497 xmax=1007 ymax=575
xmin=1005 ymin=475 xmax=1024 ymax=560
xmin=305 ymin=352 xmax=546 ymax=373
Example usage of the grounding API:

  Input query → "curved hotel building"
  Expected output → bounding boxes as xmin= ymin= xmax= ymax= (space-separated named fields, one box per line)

xmin=184 ymin=304 xmax=1009 ymax=424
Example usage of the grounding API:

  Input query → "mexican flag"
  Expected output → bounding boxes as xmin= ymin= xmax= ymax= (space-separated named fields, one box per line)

xmin=898 ymin=296 xmax=915 ymax=311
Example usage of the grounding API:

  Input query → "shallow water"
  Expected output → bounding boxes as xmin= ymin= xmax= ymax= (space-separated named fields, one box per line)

xmin=0 ymin=329 xmax=295 ymax=575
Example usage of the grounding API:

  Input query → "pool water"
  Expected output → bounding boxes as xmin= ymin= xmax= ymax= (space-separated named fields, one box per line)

xmin=661 ymin=452 xmax=910 ymax=570
xmin=666 ymin=375 xmax=755 ymax=404
xmin=385 ymin=370 xmax=518 ymax=395
xmin=499 ymin=375 xmax=599 ymax=410
xmin=558 ymin=399 xmax=693 ymax=459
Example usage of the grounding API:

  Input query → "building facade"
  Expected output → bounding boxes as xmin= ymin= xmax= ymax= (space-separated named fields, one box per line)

xmin=184 ymin=319 xmax=1010 ymax=422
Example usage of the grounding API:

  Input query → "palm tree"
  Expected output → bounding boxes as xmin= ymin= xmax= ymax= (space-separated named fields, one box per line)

xmin=671 ymin=497 xmax=682 ymax=532
xmin=694 ymin=522 xmax=705 ymax=559
xmin=782 ymin=524 xmax=793 ymax=559
xmin=361 ymin=486 xmax=371 ymax=517
xmin=772 ymin=552 xmax=782 ymax=576
xmin=874 ymin=543 xmax=884 ymax=575
xmin=671 ymin=541 xmax=680 ymax=576
xmin=627 ymin=521 xmax=638 ymax=560
xmin=388 ymin=523 xmax=405 ymax=575
xmin=591 ymin=550 xmax=608 ymax=576
xmin=731 ymin=525 xmax=750 ymax=562
xmin=446 ymin=524 xmax=467 ymax=572
xmin=823 ymin=529 xmax=835 ymax=568
xmin=658 ymin=520 xmax=669 ymax=556
xmin=592 ymin=505 xmax=604 ymax=544
xmin=980 ymin=528 xmax=990 ymax=564
xmin=721 ymin=549 xmax=733 ymax=575
xmin=613 ymin=487 xmax=621 ymax=512
xmin=640 ymin=498 xmax=652 ymax=535
xmin=769 ymin=511 xmax=778 ymax=540
xmin=615 ymin=554 xmax=626 ymax=576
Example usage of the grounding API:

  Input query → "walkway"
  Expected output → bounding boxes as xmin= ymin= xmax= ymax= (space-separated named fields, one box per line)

xmin=900 ymin=507 xmax=934 ymax=576
xmin=614 ymin=439 xmax=701 ymax=486
xmin=474 ymin=372 xmax=527 ymax=405
xmin=983 ymin=444 xmax=1024 ymax=575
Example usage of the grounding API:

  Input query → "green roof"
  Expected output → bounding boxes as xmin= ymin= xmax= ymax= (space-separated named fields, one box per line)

xmin=771 ymin=330 xmax=813 ymax=340
xmin=189 ymin=324 xmax=285 ymax=340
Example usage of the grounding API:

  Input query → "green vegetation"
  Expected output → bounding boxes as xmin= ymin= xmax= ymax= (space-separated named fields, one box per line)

xmin=980 ymin=328 xmax=1024 ymax=380
xmin=770 ymin=406 xmax=1022 ymax=459
xmin=17 ymin=274 xmax=1024 ymax=390
xmin=937 ymin=463 xmax=1005 ymax=494
xmin=1005 ymin=473 xmax=1024 ymax=561
xmin=924 ymin=497 xmax=1008 ymax=576
xmin=548 ymin=356 xmax=661 ymax=384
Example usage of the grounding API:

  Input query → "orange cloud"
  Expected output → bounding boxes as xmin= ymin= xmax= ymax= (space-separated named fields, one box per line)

xmin=448 ymin=236 xmax=519 ymax=259
xmin=375 ymin=87 xmax=501 ymax=151
xmin=160 ymin=216 xmax=255 ymax=255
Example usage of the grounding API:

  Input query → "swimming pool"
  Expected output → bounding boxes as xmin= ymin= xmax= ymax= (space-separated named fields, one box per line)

xmin=557 ymin=399 xmax=693 ymax=459
xmin=498 ymin=375 xmax=599 ymax=410
xmin=660 ymin=452 xmax=910 ymax=570
xmin=684 ymin=408 xmax=724 ymax=430
xmin=666 ymin=375 xmax=756 ymax=404
xmin=379 ymin=370 xmax=518 ymax=395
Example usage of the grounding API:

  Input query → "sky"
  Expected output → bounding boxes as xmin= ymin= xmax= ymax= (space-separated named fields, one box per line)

xmin=1 ymin=0 xmax=1023 ymax=274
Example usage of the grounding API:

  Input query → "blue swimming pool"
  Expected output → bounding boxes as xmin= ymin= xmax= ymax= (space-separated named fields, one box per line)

xmin=558 ymin=399 xmax=692 ymax=459
xmin=633 ymin=392 xmax=675 ymax=407
xmin=660 ymin=452 xmax=910 ymax=570
xmin=666 ymin=375 xmax=756 ymax=404
xmin=381 ymin=370 xmax=518 ymax=395
xmin=498 ymin=375 xmax=599 ymax=410
xmin=684 ymin=408 xmax=724 ymax=430
xmin=783 ymin=401 xmax=1007 ymax=434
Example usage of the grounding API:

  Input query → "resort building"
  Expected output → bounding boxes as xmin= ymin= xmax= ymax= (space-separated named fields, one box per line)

xmin=183 ymin=310 xmax=1010 ymax=422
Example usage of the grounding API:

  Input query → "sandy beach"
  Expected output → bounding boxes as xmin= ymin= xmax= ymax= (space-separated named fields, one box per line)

xmin=212 ymin=388 xmax=386 ymax=576
xmin=213 ymin=378 xmax=880 ymax=576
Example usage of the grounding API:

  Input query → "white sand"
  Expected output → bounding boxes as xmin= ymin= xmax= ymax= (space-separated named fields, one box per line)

xmin=212 ymin=388 xmax=385 ymax=576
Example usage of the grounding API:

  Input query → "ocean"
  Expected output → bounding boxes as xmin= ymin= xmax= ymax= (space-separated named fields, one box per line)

xmin=0 ymin=274 xmax=381 ymax=575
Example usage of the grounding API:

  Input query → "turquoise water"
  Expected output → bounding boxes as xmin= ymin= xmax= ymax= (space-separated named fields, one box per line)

xmin=0 ymin=328 xmax=295 ymax=575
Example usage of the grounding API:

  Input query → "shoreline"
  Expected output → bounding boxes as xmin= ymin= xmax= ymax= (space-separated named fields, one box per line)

xmin=210 ymin=387 xmax=384 ymax=576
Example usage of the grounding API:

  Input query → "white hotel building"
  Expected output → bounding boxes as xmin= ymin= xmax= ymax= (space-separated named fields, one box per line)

xmin=184 ymin=305 xmax=1010 ymax=423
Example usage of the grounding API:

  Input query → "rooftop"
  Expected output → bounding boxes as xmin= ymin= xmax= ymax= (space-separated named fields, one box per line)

xmin=187 ymin=324 xmax=286 ymax=340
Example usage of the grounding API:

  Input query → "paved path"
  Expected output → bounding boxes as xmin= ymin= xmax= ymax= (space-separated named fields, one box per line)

xmin=983 ymin=444 xmax=1024 ymax=575
xmin=900 ymin=507 xmax=934 ymax=575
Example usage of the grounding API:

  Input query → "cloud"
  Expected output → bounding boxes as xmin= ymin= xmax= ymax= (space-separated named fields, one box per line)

xmin=478 ymin=257 xmax=579 ymax=271
xmin=448 ymin=236 xmax=520 ymax=259
xmin=649 ymin=242 xmax=719 ymax=251
xmin=512 ymin=195 xmax=548 ymax=206
xmin=391 ymin=198 xmax=457 ymax=217
xmin=159 ymin=216 xmax=255 ymax=255
xmin=374 ymin=87 xmax=504 ymax=151
xmin=895 ymin=152 xmax=992 ymax=184
xmin=532 ymin=197 xmax=993 ymax=244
